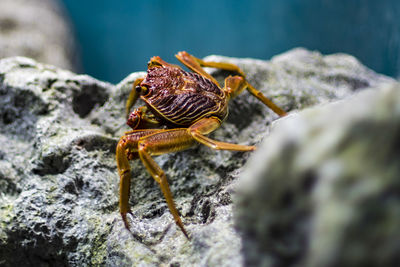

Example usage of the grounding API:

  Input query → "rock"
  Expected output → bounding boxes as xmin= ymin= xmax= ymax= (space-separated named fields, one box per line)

xmin=0 ymin=48 xmax=396 ymax=266
xmin=0 ymin=0 xmax=80 ymax=71
xmin=236 ymin=83 xmax=400 ymax=266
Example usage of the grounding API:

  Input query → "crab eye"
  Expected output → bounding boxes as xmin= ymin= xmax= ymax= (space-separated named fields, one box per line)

xmin=135 ymin=85 xmax=149 ymax=95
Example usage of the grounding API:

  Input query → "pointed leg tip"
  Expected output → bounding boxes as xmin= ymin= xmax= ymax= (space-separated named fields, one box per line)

xmin=175 ymin=218 xmax=191 ymax=240
xmin=183 ymin=231 xmax=191 ymax=240
xmin=180 ymin=225 xmax=191 ymax=240
xmin=121 ymin=211 xmax=133 ymax=230
xmin=280 ymin=110 xmax=288 ymax=117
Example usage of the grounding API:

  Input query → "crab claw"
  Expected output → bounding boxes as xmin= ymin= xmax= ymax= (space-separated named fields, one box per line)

xmin=127 ymin=109 xmax=142 ymax=129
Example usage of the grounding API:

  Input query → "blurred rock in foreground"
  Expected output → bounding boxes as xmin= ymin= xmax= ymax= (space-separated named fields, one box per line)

xmin=236 ymin=83 xmax=400 ymax=266
xmin=0 ymin=0 xmax=80 ymax=71
xmin=0 ymin=48 xmax=397 ymax=266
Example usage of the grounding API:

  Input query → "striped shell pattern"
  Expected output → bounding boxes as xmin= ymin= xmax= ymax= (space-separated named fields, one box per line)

xmin=140 ymin=66 xmax=228 ymax=126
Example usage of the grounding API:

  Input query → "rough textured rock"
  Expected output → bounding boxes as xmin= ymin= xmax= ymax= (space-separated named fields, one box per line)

xmin=0 ymin=0 xmax=79 ymax=71
xmin=0 ymin=48 xmax=396 ymax=266
xmin=236 ymin=83 xmax=400 ymax=267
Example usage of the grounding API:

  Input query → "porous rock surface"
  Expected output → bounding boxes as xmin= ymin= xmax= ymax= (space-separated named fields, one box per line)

xmin=0 ymin=48 xmax=396 ymax=266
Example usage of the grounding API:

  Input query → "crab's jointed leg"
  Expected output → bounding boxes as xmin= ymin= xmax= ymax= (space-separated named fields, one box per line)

xmin=136 ymin=129 xmax=196 ymax=239
xmin=148 ymin=56 xmax=182 ymax=69
xmin=136 ymin=126 xmax=255 ymax=238
xmin=176 ymin=51 xmax=287 ymax=116
xmin=117 ymin=128 xmax=197 ymax=239
xmin=223 ymin=75 xmax=248 ymax=99
xmin=189 ymin=117 xmax=255 ymax=151
xmin=116 ymin=129 xmax=164 ymax=229
xmin=116 ymin=117 xmax=257 ymax=238
xmin=175 ymin=51 xmax=220 ymax=86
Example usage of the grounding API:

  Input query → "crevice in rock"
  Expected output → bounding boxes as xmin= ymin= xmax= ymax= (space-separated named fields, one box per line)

xmin=72 ymin=83 xmax=109 ymax=118
xmin=31 ymin=150 xmax=71 ymax=176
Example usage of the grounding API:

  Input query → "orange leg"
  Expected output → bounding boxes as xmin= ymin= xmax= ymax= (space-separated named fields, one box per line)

xmin=136 ymin=129 xmax=197 ymax=239
xmin=116 ymin=117 xmax=257 ymax=238
xmin=116 ymin=129 xmax=164 ymax=229
xmin=188 ymin=117 xmax=255 ymax=151
xmin=117 ymin=128 xmax=196 ymax=238
xmin=148 ymin=56 xmax=182 ymax=69
xmin=176 ymin=51 xmax=287 ymax=116
xmin=223 ymin=75 xmax=248 ymax=99
xmin=136 ymin=125 xmax=255 ymax=238
xmin=175 ymin=51 xmax=220 ymax=86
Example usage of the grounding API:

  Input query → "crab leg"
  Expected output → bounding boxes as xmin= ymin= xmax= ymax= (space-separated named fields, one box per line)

xmin=123 ymin=123 xmax=255 ymax=238
xmin=137 ymin=129 xmax=196 ymax=239
xmin=116 ymin=129 xmax=163 ymax=229
xmin=245 ymin=82 xmax=287 ymax=116
xmin=176 ymin=51 xmax=287 ymax=116
xmin=148 ymin=56 xmax=182 ymax=69
xmin=176 ymin=51 xmax=246 ymax=83
xmin=223 ymin=75 xmax=248 ymax=99
xmin=175 ymin=51 xmax=220 ymax=86
xmin=188 ymin=117 xmax=256 ymax=151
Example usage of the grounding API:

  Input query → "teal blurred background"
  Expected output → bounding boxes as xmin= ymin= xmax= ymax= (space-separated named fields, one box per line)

xmin=61 ymin=0 xmax=400 ymax=83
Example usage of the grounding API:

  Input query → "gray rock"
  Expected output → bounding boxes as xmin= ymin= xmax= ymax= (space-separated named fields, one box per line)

xmin=0 ymin=0 xmax=80 ymax=71
xmin=236 ymin=83 xmax=400 ymax=266
xmin=0 ymin=48 xmax=396 ymax=266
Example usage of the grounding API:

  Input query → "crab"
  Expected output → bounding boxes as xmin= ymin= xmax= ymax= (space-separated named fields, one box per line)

xmin=116 ymin=51 xmax=286 ymax=239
